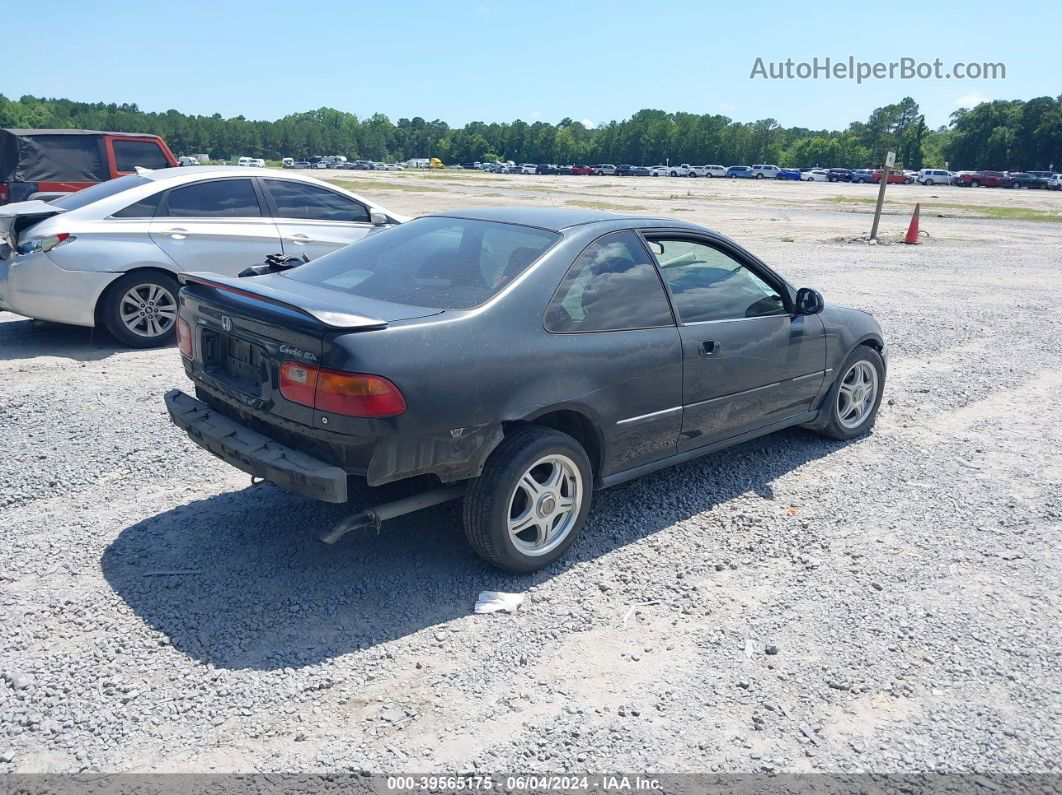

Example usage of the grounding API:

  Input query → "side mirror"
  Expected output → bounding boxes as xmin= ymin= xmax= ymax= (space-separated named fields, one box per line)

xmin=369 ymin=209 xmax=389 ymax=226
xmin=795 ymin=287 xmax=824 ymax=315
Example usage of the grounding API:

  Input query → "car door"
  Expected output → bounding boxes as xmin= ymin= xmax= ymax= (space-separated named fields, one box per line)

xmin=542 ymin=230 xmax=683 ymax=474
xmin=260 ymin=178 xmax=376 ymax=260
xmin=149 ymin=177 xmax=282 ymax=275
xmin=642 ymin=233 xmax=826 ymax=451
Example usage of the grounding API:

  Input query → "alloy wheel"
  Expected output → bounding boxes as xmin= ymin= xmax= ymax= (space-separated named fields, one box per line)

xmin=507 ymin=454 xmax=582 ymax=556
xmin=837 ymin=361 xmax=879 ymax=429
xmin=119 ymin=283 xmax=177 ymax=339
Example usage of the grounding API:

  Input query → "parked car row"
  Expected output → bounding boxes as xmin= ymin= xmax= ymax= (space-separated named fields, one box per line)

xmin=282 ymin=158 xmax=405 ymax=171
xmin=951 ymin=170 xmax=1059 ymax=189
xmin=464 ymin=158 xmax=1062 ymax=189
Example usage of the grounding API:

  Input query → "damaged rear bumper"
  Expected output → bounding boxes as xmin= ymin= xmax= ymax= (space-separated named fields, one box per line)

xmin=165 ymin=389 xmax=348 ymax=503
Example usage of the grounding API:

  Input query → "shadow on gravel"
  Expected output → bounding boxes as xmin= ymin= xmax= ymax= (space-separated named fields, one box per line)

xmin=102 ymin=427 xmax=845 ymax=670
xmin=0 ymin=315 xmax=132 ymax=362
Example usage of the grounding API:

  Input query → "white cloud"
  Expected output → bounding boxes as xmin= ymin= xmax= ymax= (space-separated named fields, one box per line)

xmin=718 ymin=102 xmax=736 ymax=114
xmin=581 ymin=118 xmax=595 ymax=129
xmin=953 ymin=92 xmax=989 ymax=108
xmin=531 ymin=111 xmax=541 ymax=119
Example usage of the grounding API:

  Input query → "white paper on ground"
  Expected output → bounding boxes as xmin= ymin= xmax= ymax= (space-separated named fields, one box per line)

xmin=474 ymin=591 xmax=525 ymax=614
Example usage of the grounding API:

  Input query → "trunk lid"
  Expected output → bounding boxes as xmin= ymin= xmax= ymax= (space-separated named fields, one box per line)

xmin=179 ymin=274 xmax=439 ymax=430
xmin=179 ymin=271 xmax=441 ymax=328
xmin=0 ymin=199 xmax=65 ymax=257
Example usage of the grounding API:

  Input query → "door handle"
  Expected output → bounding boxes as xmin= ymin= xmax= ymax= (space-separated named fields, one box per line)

xmin=700 ymin=339 xmax=720 ymax=356
xmin=163 ymin=227 xmax=188 ymax=240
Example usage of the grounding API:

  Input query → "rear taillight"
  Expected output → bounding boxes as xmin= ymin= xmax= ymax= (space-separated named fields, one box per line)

xmin=176 ymin=317 xmax=193 ymax=358
xmin=279 ymin=361 xmax=318 ymax=407
xmin=0 ymin=184 xmax=9 ymax=204
xmin=279 ymin=361 xmax=406 ymax=418
xmin=17 ymin=233 xmax=74 ymax=256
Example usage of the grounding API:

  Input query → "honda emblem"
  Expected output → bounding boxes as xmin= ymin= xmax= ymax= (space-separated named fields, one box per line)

xmin=221 ymin=316 xmax=232 ymax=332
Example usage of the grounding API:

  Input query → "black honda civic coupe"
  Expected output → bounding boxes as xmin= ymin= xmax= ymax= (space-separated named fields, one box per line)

xmin=166 ymin=207 xmax=887 ymax=572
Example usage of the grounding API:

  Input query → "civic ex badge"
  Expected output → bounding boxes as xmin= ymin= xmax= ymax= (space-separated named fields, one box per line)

xmin=279 ymin=344 xmax=318 ymax=362
xmin=221 ymin=316 xmax=232 ymax=331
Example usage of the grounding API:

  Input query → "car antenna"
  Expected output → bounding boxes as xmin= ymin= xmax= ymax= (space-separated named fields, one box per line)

xmin=546 ymin=191 xmax=557 ymax=207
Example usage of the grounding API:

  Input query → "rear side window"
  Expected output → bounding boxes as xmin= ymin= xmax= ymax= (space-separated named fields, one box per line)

xmin=264 ymin=180 xmax=370 ymax=222
xmin=163 ymin=179 xmax=261 ymax=218
xmin=284 ymin=216 xmax=558 ymax=310
xmin=112 ymin=140 xmax=171 ymax=171
xmin=112 ymin=191 xmax=163 ymax=218
xmin=544 ymin=231 xmax=674 ymax=333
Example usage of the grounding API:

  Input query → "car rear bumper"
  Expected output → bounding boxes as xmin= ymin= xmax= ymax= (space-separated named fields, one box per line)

xmin=165 ymin=388 xmax=349 ymax=504
xmin=0 ymin=252 xmax=116 ymax=326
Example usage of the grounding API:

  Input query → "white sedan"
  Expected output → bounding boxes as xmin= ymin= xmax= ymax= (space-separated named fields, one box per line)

xmin=802 ymin=169 xmax=829 ymax=182
xmin=0 ymin=167 xmax=404 ymax=347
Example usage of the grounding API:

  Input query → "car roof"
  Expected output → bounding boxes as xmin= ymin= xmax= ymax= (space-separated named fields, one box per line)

xmin=426 ymin=206 xmax=702 ymax=232
xmin=3 ymin=128 xmax=163 ymax=138
xmin=141 ymin=165 xmax=313 ymax=183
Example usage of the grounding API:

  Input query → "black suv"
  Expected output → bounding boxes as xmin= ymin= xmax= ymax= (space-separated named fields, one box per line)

xmin=826 ymin=168 xmax=853 ymax=183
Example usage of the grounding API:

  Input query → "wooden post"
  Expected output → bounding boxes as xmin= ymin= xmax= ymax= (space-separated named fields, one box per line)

xmin=870 ymin=151 xmax=895 ymax=241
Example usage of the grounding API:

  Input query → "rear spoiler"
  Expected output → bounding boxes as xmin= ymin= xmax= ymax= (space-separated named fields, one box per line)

xmin=178 ymin=272 xmax=388 ymax=330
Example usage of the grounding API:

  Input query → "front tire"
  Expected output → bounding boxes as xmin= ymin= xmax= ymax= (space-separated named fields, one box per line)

xmin=101 ymin=271 xmax=181 ymax=348
xmin=814 ymin=345 xmax=886 ymax=440
xmin=463 ymin=427 xmax=592 ymax=573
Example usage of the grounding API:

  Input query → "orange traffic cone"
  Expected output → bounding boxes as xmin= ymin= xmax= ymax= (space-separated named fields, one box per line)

xmin=903 ymin=203 xmax=921 ymax=244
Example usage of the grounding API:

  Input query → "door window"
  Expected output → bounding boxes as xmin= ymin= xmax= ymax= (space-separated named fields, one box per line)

xmin=163 ymin=179 xmax=262 ymax=218
xmin=649 ymin=238 xmax=786 ymax=323
xmin=545 ymin=231 xmax=674 ymax=332
xmin=264 ymin=180 xmax=370 ymax=222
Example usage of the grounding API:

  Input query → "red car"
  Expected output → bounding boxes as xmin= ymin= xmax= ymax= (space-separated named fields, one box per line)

xmin=570 ymin=165 xmax=594 ymax=175
xmin=0 ymin=128 xmax=178 ymax=205
xmin=953 ymin=170 xmax=1006 ymax=188
xmin=871 ymin=169 xmax=914 ymax=185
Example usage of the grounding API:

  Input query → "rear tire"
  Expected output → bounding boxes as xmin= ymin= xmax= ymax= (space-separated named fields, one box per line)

xmin=813 ymin=345 xmax=886 ymax=441
xmin=101 ymin=271 xmax=181 ymax=348
xmin=463 ymin=426 xmax=592 ymax=573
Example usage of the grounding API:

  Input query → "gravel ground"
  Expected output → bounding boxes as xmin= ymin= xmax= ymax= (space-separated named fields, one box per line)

xmin=0 ymin=173 xmax=1060 ymax=774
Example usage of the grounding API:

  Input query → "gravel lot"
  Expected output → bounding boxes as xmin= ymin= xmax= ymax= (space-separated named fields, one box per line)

xmin=1 ymin=173 xmax=1060 ymax=775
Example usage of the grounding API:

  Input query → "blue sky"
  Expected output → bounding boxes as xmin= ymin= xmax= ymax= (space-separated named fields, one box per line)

xmin=7 ymin=0 xmax=1058 ymax=130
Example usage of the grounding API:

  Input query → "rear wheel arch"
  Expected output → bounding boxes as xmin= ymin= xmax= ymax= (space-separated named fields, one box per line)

xmin=503 ymin=409 xmax=604 ymax=478
xmin=94 ymin=265 xmax=183 ymax=325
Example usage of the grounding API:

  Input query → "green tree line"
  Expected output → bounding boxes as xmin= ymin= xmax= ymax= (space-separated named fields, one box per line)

xmin=2 ymin=94 xmax=1059 ymax=171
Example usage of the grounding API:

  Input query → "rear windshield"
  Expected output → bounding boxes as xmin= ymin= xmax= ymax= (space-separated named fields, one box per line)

xmin=284 ymin=216 xmax=559 ymax=310
xmin=50 ymin=175 xmax=150 ymax=210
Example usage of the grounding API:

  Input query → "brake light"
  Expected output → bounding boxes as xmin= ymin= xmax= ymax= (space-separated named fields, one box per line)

xmin=315 ymin=369 xmax=406 ymax=417
xmin=279 ymin=361 xmax=406 ymax=417
xmin=17 ymin=233 xmax=74 ymax=256
xmin=0 ymin=184 xmax=9 ymax=204
xmin=176 ymin=317 xmax=194 ymax=358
